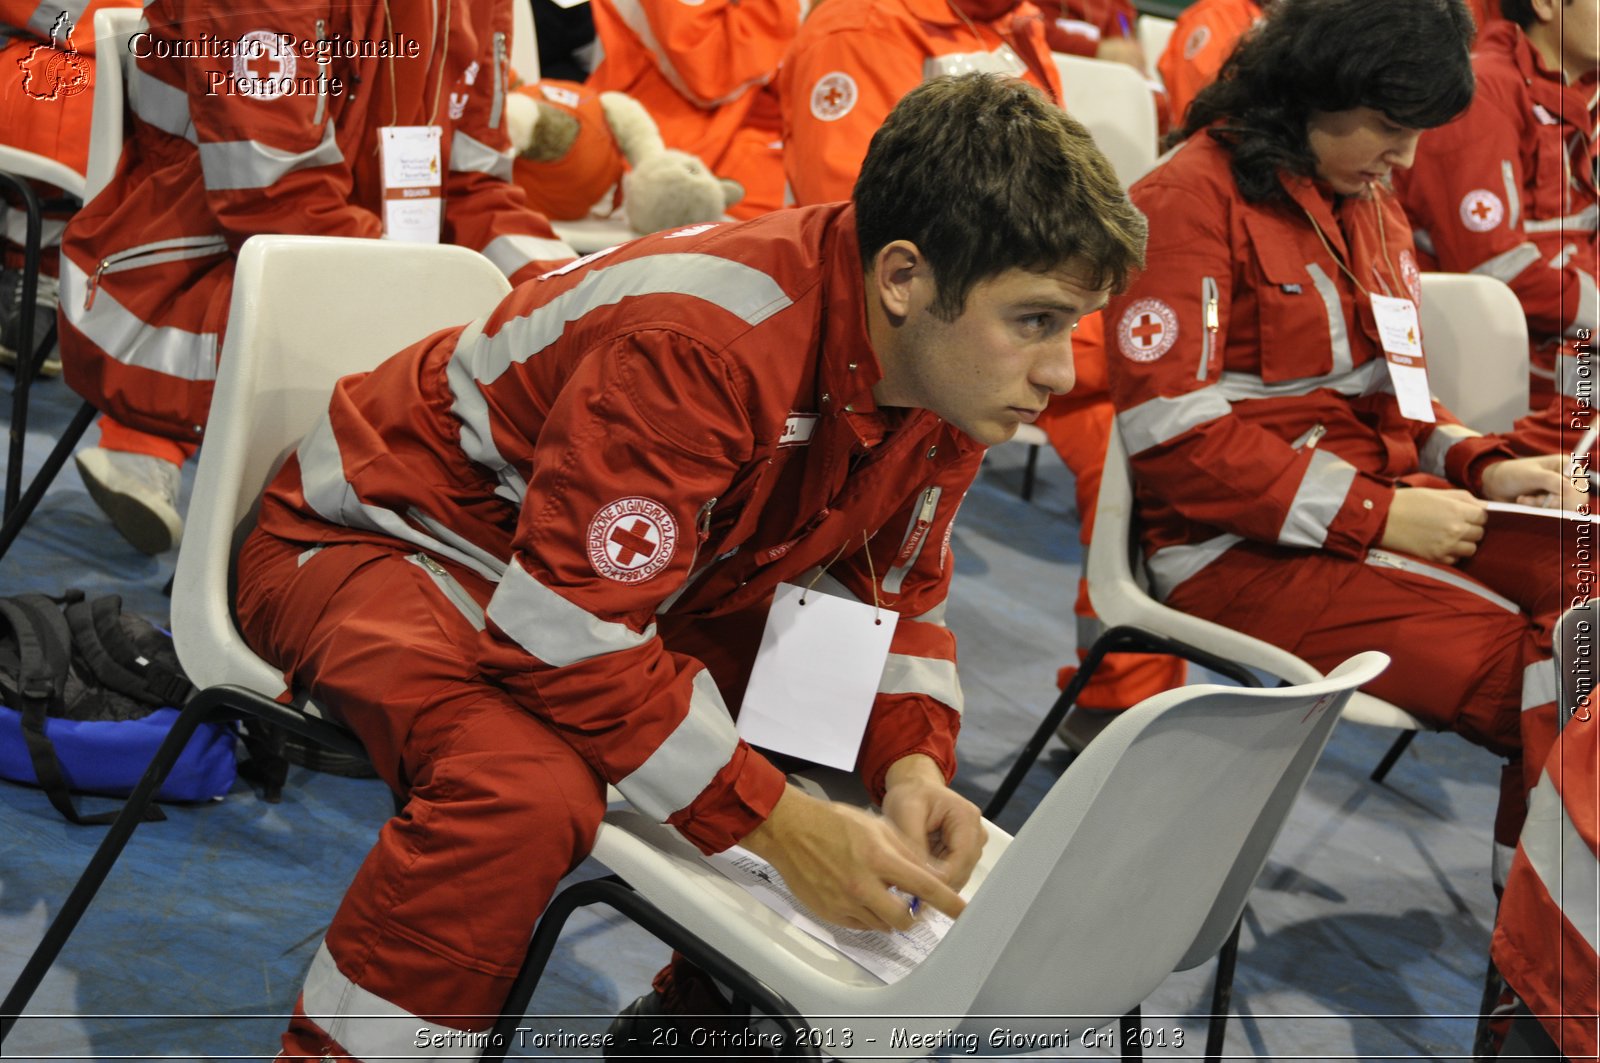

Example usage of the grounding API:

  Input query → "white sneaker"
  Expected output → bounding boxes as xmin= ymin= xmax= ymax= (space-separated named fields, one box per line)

xmin=74 ymin=447 xmax=184 ymax=555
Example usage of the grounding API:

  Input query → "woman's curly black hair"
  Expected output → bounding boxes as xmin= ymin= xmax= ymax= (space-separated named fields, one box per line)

xmin=1174 ymin=0 xmax=1476 ymax=202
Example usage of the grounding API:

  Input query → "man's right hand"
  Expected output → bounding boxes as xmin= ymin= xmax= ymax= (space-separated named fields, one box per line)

xmin=739 ymin=785 xmax=967 ymax=933
xmin=1377 ymin=487 xmax=1487 ymax=564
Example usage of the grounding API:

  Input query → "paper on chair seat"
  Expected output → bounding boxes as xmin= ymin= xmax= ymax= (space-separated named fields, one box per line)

xmin=701 ymin=846 xmax=952 ymax=984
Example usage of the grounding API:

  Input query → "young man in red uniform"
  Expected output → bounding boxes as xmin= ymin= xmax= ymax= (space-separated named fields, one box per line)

xmin=1395 ymin=0 xmax=1599 ymax=459
xmin=57 ymin=0 xmax=575 ymax=556
xmin=234 ymin=73 xmax=1147 ymax=1059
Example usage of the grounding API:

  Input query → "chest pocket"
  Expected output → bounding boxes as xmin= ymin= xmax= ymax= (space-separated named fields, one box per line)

xmin=1243 ymin=212 xmax=1349 ymax=383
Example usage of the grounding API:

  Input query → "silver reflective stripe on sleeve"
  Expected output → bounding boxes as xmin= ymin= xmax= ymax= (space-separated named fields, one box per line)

xmin=1502 ymin=159 xmax=1521 ymax=230
xmin=58 ymin=256 xmax=218 ymax=382
xmin=449 ymin=129 xmax=515 ymax=181
xmin=1520 ymin=771 xmax=1600 ymax=954
xmin=1522 ymin=658 xmax=1558 ymax=712
xmin=1146 ymin=533 xmax=1244 ymax=599
xmin=486 ymin=561 xmax=654 ymax=667
xmin=481 ymin=233 xmax=578 ymax=279
xmin=197 ymin=124 xmax=342 ymax=190
xmin=26 ymin=0 xmax=88 ymax=40
xmin=879 ymin=654 xmax=964 ymax=715
xmin=616 ymin=668 xmax=741 ymax=821
xmin=1217 ymin=359 xmax=1390 ymax=401
xmin=448 ymin=254 xmax=793 ymax=476
xmin=1364 ymin=548 xmax=1519 ymax=612
xmin=606 ymin=0 xmax=784 ymax=107
xmin=129 ymin=66 xmax=196 ymax=143
xmin=1416 ymin=422 xmax=1480 ymax=478
xmin=1115 ymin=386 xmax=1232 ymax=455
xmin=1279 ymin=449 xmax=1358 ymax=549
xmin=1305 ymin=263 xmax=1354 ymax=375
xmin=301 ymin=940 xmax=466 ymax=1059
xmin=1469 ymin=242 xmax=1542 ymax=285
xmin=1525 ymin=203 xmax=1599 ymax=234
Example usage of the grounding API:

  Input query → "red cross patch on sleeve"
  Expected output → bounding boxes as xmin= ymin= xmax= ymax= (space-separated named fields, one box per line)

xmin=586 ymin=497 xmax=679 ymax=583
xmin=1117 ymin=298 xmax=1180 ymax=362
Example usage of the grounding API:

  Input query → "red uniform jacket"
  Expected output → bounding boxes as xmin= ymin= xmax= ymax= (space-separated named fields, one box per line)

xmin=1105 ymin=132 xmax=1512 ymax=601
xmin=56 ymin=0 xmax=574 ymax=443
xmin=246 ymin=204 xmax=980 ymax=853
xmin=1155 ymin=0 xmax=1261 ymax=129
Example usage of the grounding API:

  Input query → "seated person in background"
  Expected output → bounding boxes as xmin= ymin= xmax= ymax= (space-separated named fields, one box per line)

xmin=1156 ymin=0 xmax=1272 ymax=130
xmin=782 ymin=0 xmax=1187 ymax=734
xmin=0 ymin=0 xmax=138 ymax=373
xmin=57 ymin=0 xmax=575 ymax=556
xmin=585 ymin=0 xmax=797 ymax=219
xmin=234 ymin=73 xmax=1147 ymax=1059
xmin=1042 ymin=0 xmax=1144 ymax=69
xmin=1394 ymin=0 xmax=1598 ymax=459
xmin=1104 ymin=0 xmax=1583 ymax=887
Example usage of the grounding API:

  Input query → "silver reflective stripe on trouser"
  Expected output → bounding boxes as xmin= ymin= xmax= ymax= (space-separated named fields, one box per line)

xmin=1416 ymin=422 xmax=1480 ymax=478
xmin=1522 ymin=658 xmax=1558 ymax=712
xmin=447 ymin=254 xmax=793 ymax=477
xmin=1363 ymin=548 xmax=1520 ymax=613
xmin=806 ymin=569 xmax=964 ymax=713
xmin=197 ymin=123 xmax=342 ymax=190
xmin=1146 ymin=533 xmax=1244 ymax=600
xmin=1278 ymin=449 xmax=1357 ymax=549
xmin=1469 ymin=242 xmax=1542 ymax=285
xmin=480 ymin=233 xmax=578 ymax=280
xmin=129 ymin=66 xmax=197 ymax=144
xmin=616 ymin=668 xmax=741 ymax=821
xmin=485 ymin=561 xmax=653 ymax=667
xmin=1526 ymin=202 xmax=1600 ymax=234
xmin=26 ymin=0 xmax=88 ymax=39
xmin=1115 ymin=386 xmax=1231 ymax=455
xmin=57 ymin=255 xmax=219 ymax=382
xmin=1503 ymin=159 xmax=1522 ymax=230
xmin=449 ymin=130 xmax=514 ymax=181
xmin=1305 ymin=263 xmax=1354 ymax=375
xmin=1520 ymin=770 xmax=1600 ymax=954
xmin=301 ymin=940 xmax=475 ymax=1059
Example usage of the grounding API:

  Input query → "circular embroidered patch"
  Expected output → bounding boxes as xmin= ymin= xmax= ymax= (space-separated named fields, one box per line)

xmin=1117 ymin=298 xmax=1180 ymax=363
xmin=810 ymin=72 xmax=858 ymax=122
xmin=587 ymin=497 xmax=678 ymax=583
xmin=1459 ymin=189 xmax=1505 ymax=233
xmin=1399 ymin=248 xmax=1421 ymax=303
xmin=1183 ymin=25 xmax=1211 ymax=60
xmin=233 ymin=30 xmax=296 ymax=99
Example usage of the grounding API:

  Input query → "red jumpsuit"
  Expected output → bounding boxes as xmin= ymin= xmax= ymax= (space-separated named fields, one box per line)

xmin=1492 ymin=714 xmax=1600 ymax=1060
xmin=1155 ymin=0 xmax=1262 ymax=129
xmin=56 ymin=0 xmax=574 ymax=463
xmin=236 ymin=204 xmax=978 ymax=1057
xmin=585 ymin=0 xmax=797 ymax=219
xmin=1106 ymin=131 xmax=1573 ymax=854
xmin=1394 ymin=20 xmax=1598 ymax=457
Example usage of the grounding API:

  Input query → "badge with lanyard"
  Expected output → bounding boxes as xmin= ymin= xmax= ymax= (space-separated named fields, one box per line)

xmin=1369 ymin=293 xmax=1435 ymax=423
xmin=379 ymin=125 xmax=443 ymax=243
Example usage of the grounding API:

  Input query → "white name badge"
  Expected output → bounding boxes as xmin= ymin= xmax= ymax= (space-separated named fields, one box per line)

xmin=737 ymin=582 xmax=898 ymax=771
xmin=1370 ymin=293 xmax=1434 ymax=423
xmin=379 ymin=125 xmax=443 ymax=244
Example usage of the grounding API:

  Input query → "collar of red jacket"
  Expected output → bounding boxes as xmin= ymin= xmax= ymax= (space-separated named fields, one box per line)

xmin=1490 ymin=17 xmax=1600 ymax=97
xmin=817 ymin=204 xmax=896 ymax=446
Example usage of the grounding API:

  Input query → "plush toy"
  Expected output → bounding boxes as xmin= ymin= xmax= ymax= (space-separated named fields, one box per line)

xmin=505 ymin=80 xmax=743 ymax=235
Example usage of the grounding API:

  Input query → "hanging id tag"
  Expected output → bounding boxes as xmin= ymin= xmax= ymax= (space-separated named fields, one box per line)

xmin=379 ymin=126 xmax=443 ymax=244
xmin=737 ymin=582 xmax=898 ymax=771
xmin=1370 ymin=293 xmax=1434 ymax=423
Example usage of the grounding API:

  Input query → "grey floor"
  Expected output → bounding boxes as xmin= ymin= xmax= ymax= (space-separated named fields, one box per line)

xmin=0 ymin=368 xmax=1507 ymax=1061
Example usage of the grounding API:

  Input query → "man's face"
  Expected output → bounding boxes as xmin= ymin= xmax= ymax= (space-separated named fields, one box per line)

xmin=892 ymin=264 xmax=1109 ymax=445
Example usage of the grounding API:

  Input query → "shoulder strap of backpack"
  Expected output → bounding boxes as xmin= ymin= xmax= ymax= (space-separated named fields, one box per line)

xmin=64 ymin=595 xmax=195 ymax=709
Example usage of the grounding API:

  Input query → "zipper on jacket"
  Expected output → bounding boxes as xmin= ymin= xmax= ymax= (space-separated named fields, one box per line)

xmin=1199 ymin=276 xmax=1219 ymax=381
xmin=490 ymin=31 xmax=507 ymax=130
xmin=313 ymin=19 xmax=330 ymax=126
xmin=882 ymin=485 xmax=941 ymax=594
xmin=407 ymin=553 xmax=485 ymax=630
xmin=83 ymin=236 xmax=230 ymax=311
xmin=1291 ymin=423 xmax=1326 ymax=451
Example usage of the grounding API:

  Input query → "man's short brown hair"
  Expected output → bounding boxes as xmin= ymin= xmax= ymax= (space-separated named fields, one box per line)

xmin=853 ymin=73 xmax=1147 ymax=320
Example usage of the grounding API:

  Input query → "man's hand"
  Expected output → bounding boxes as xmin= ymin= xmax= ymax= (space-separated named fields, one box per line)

xmin=1095 ymin=35 xmax=1147 ymax=72
xmin=880 ymin=754 xmax=986 ymax=892
xmin=740 ymin=784 xmax=968 ymax=932
xmin=1377 ymin=487 xmax=1486 ymax=564
xmin=1480 ymin=454 xmax=1587 ymax=511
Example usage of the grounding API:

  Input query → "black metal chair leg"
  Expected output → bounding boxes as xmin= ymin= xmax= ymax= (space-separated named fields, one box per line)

xmin=1370 ymin=730 xmax=1417 ymax=784
xmin=0 ymin=169 xmax=45 ymax=519
xmin=0 ymin=398 xmax=97 ymax=567
xmin=1120 ymin=1004 xmax=1143 ymax=1061
xmin=1204 ymin=915 xmax=1243 ymax=1062
xmin=486 ymin=875 xmax=820 ymax=1061
xmin=1020 ymin=442 xmax=1041 ymax=501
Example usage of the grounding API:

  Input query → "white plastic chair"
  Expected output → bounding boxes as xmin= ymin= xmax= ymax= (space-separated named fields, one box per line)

xmin=511 ymin=0 xmax=541 ymax=83
xmin=1418 ymin=272 xmax=1530 ymax=434
xmin=485 ymin=653 xmax=1388 ymax=1062
xmin=0 ymin=236 xmax=512 ymax=1032
xmin=1135 ymin=15 xmax=1176 ymax=82
xmin=87 ymin=7 xmax=141 ymax=201
xmin=1053 ymin=52 xmax=1159 ymax=188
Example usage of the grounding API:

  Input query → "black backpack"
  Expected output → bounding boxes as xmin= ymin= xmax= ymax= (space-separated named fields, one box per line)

xmin=0 ymin=590 xmax=199 ymax=824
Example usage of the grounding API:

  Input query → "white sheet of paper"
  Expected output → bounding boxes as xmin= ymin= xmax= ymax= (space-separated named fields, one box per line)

xmin=737 ymin=583 xmax=897 ymax=771
xmin=1370 ymin=293 xmax=1434 ymax=422
xmin=702 ymin=845 xmax=952 ymax=984
xmin=379 ymin=126 xmax=442 ymax=244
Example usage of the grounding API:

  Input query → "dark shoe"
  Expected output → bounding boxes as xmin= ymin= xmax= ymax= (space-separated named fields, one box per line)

xmin=604 ymin=960 xmax=777 ymax=1060
xmin=1056 ymin=706 xmax=1119 ymax=753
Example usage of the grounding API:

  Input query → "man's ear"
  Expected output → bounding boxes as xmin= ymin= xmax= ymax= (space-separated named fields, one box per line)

xmin=872 ymin=239 xmax=928 ymax=321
